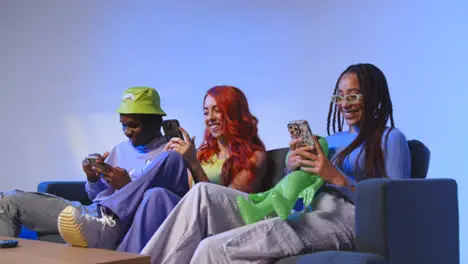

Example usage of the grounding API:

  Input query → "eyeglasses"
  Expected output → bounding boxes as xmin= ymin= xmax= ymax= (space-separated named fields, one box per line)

xmin=331 ymin=94 xmax=363 ymax=105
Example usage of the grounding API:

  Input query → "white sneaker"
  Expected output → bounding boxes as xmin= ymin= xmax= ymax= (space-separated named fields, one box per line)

xmin=58 ymin=206 xmax=122 ymax=249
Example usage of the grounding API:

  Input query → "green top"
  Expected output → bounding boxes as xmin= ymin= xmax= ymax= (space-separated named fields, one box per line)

xmin=192 ymin=155 xmax=225 ymax=187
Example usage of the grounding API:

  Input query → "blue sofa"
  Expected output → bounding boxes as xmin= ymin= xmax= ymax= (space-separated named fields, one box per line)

xmin=27 ymin=140 xmax=459 ymax=264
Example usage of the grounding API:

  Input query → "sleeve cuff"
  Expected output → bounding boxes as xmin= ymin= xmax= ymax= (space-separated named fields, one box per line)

xmin=85 ymin=179 xmax=105 ymax=192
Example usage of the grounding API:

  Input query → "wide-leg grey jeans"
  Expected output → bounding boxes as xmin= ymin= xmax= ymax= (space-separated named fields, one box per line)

xmin=141 ymin=182 xmax=355 ymax=264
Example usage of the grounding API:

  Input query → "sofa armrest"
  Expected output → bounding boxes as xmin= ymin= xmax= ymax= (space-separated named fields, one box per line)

xmin=38 ymin=181 xmax=92 ymax=205
xmin=355 ymin=178 xmax=459 ymax=264
xmin=275 ymin=251 xmax=386 ymax=264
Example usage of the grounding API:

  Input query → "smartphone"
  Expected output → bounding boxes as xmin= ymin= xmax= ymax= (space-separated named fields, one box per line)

xmin=162 ymin=119 xmax=183 ymax=139
xmin=287 ymin=120 xmax=315 ymax=150
xmin=85 ymin=154 xmax=111 ymax=173
xmin=86 ymin=153 xmax=101 ymax=166
xmin=0 ymin=239 xmax=19 ymax=248
xmin=93 ymin=162 xmax=112 ymax=173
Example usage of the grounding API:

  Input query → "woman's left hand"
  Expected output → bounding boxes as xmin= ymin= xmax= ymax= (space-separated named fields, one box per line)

xmin=165 ymin=127 xmax=198 ymax=168
xmin=295 ymin=136 xmax=342 ymax=184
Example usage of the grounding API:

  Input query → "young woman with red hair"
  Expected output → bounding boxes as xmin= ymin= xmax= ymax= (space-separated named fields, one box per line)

xmin=168 ymin=85 xmax=267 ymax=192
xmin=115 ymin=85 xmax=267 ymax=254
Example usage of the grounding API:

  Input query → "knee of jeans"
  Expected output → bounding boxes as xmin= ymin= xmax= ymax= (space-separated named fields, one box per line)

xmin=192 ymin=182 xmax=215 ymax=192
xmin=190 ymin=182 xmax=225 ymax=198
xmin=162 ymin=150 xmax=184 ymax=164
xmin=143 ymin=187 xmax=170 ymax=202
xmin=0 ymin=190 xmax=24 ymax=208
xmin=189 ymin=182 xmax=211 ymax=197
xmin=195 ymin=236 xmax=225 ymax=259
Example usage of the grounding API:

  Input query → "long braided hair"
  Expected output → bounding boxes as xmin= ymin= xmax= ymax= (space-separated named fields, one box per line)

xmin=326 ymin=63 xmax=395 ymax=178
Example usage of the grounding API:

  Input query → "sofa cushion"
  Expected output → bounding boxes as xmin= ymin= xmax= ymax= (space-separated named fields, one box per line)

xmin=259 ymin=148 xmax=289 ymax=192
xmin=274 ymin=251 xmax=387 ymax=264
xmin=407 ymin=140 xmax=430 ymax=179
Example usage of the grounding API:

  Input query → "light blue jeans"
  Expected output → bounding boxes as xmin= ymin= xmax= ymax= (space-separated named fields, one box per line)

xmin=141 ymin=182 xmax=356 ymax=264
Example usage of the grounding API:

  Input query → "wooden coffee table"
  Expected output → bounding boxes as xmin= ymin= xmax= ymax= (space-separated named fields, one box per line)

xmin=0 ymin=236 xmax=150 ymax=264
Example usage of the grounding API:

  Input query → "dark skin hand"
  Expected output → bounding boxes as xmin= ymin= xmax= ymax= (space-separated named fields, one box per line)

xmin=92 ymin=159 xmax=132 ymax=190
xmin=83 ymin=152 xmax=131 ymax=190
xmin=82 ymin=152 xmax=109 ymax=183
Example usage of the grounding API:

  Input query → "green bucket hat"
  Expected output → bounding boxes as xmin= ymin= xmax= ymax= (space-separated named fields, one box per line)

xmin=116 ymin=86 xmax=167 ymax=116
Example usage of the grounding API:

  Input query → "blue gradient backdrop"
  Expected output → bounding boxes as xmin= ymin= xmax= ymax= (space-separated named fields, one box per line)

xmin=1 ymin=0 xmax=466 ymax=261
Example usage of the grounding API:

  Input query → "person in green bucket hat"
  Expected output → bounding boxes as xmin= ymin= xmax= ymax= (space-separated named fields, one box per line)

xmin=0 ymin=86 xmax=190 ymax=251
xmin=116 ymin=86 xmax=167 ymax=147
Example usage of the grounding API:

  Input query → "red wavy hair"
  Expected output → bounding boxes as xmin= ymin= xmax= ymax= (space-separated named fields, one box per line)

xmin=197 ymin=85 xmax=266 ymax=187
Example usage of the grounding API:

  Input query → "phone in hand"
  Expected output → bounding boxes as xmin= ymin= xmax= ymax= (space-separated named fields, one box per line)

xmin=162 ymin=119 xmax=183 ymax=139
xmin=93 ymin=162 xmax=112 ymax=173
xmin=0 ymin=239 xmax=19 ymax=248
xmin=86 ymin=153 xmax=101 ymax=167
xmin=86 ymin=154 xmax=111 ymax=173
xmin=287 ymin=120 xmax=316 ymax=151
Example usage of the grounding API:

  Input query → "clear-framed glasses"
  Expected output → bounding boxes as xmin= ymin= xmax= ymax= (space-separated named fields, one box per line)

xmin=331 ymin=94 xmax=363 ymax=105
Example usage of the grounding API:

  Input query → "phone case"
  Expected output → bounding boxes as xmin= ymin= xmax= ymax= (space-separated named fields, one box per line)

xmin=85 ymin=153 xmax=103 ymax=166
xmin=287 ymin=120 xmax=315 ymax=148
xmin=94 ymin=162 xmax=111 ymax=172
xmin=86 ymin=158 xmax=98 ymax=166
xmin=0 ymin=239 xmax=19 ymax=248
xmin=163 ymin=120 xmax=183 ymax=139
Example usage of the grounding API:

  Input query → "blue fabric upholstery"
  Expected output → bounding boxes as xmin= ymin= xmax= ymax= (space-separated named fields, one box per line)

xmin=275 ymin=178 xmax=459 ymax=264
xmin=355 ymin=178 xmax=459 ymax=264
xmin=275 ymin=251 xmax=387 ymax=264
xmin=407 ymin=140 xmax=430 ymax=179
xmin=19 ymin=226 xmax=37 ymax=240
xmin=38 ymin=181 xmax=91 ymax=205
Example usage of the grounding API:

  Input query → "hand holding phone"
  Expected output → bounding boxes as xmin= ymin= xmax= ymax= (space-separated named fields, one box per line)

xmin=163 ymin=119 xmax=184 ymax=139
xmin=86 ymin=154 xmax=110 ymax=172
xmin=83 ymin=153 xmax=102 ymax=182
xmin=84 ymin=154 xmax=112 ymax=176
xmin=85 ymin=153 xmax=101 ymax=167
xmin=287 ymin=120 xmax=316 ymax=151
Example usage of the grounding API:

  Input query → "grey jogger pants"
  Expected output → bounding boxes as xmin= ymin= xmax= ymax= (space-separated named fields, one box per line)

xmin=141 ymin=182 xmax=355 ymax=264
xmin=0 ymin=190 xmax=92 ymax=237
